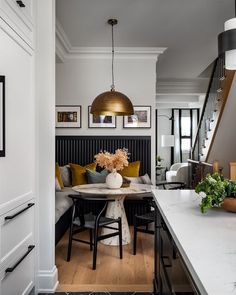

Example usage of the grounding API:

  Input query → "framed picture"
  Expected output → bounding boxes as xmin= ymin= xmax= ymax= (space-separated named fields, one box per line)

xmin=123 ymin=105 xmax=151 ymax=128
xmin=0 ymin=76 xmax=5 ymax=157
xmin=56 ymin=105 xmax=81 ymax=128
xmin=88 ymin=106 xmax=116 ymax=128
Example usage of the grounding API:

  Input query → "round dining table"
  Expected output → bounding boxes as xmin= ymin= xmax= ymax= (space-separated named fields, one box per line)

xmin=72 ymin=183 xmax=152 ymax=246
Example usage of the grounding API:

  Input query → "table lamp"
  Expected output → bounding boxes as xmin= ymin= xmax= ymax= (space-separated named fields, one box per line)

xmin=161 ymin=135 xmax=175 ymax=147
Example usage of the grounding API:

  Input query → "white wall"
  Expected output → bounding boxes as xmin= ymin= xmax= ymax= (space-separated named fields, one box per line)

xmin=56 ymin=56 xmax=157 ymax=180
xmin=208 ymin=76 xmax=236 ymax=178
xmin=157 ymin=109 xmax=172 ymax=169
xmin=36 ymin=0 xmax=58 ymax=292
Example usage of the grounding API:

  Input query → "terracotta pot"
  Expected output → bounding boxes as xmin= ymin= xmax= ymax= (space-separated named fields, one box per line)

xmin=221 ymin=197 xmax=236 ymax=213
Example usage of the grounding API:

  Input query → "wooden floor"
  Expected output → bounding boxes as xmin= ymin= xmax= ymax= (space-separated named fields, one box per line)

xmin=56 ymin=227 xmax=154 ymax=292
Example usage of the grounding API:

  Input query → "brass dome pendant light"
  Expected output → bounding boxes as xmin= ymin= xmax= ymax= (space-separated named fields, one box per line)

xmin=90 ymin=19 xmax=134 ymax=116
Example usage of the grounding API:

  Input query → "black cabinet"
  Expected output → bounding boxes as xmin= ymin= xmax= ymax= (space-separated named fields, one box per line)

xmin=154 ymin=203 xmax=201 ymax=295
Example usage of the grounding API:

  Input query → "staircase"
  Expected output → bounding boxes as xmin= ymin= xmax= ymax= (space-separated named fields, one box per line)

xmin=189 ymin=56 xmax=235 ymax=187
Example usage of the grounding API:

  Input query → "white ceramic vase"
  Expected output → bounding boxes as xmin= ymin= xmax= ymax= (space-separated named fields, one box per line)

xmin=106 ymin=170 xmax=123 ymax=189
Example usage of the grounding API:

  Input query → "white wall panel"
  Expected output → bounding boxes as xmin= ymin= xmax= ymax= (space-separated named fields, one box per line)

xmin=0 ymin=27 xmax=34 ymax=206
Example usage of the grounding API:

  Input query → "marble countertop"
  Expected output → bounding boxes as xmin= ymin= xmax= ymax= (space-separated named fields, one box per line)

xmin=152 ymin=189 xmax=236 ymax=295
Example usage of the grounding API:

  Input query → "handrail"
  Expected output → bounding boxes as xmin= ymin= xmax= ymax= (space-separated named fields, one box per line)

xmin=187 ymin=159 xmax=199 ymax=164
xmin=188 ymin=159 xmax=213 ymax=167
xmin=201 ymin=161 xmax=213 ymax=167
xmin=191 ymin=59 xmax=218 ymax=156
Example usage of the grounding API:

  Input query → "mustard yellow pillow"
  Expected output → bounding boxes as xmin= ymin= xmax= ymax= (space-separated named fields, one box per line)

xmin=70 ymin=163 xmax=96 ymax=186
xmin=56 ymin=163 xmax=64 ymax=189
xmin=120 ymin=161 xmax=140 ymax=177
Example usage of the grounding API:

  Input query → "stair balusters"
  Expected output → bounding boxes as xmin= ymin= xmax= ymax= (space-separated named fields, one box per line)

xmin=191 ymin=57 xmax=225 ymax=162
xmin=189 ymin=56 xmax=235 ymax=188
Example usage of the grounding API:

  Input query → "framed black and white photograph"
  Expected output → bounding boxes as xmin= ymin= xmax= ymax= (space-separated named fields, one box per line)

xmin=0 ymin=76 xmax=5 ymax=157
xmin=56 ymin=105 xmax=81 ymax=128
xmin=88 ymin=106 xmax=116 ymax=128
xmin=123 ymin=105 xmax=151 ymax=128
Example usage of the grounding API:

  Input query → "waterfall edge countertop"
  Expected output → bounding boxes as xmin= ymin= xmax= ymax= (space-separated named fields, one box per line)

xmin=152 ymin=189 xmax=236 ymax=295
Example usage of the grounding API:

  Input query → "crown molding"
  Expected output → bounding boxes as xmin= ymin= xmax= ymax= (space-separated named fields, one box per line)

xmin=155 ymin=93 xmax=204 ymax=109
xmin=56 ymin=19 xmax=167 ymax=61
xmin=65 ymin=46 xmax=167 ymax=60
xmin=156 ymin=95 xmax=199 ymax=103
xmin=56 ymin=20 xmax=72 ymax=53
xmin=56 ymin=41 xmax=65 ymax=63
xmin=156 ymin=82 xmax=206 ymax=109
xmin=156 ymin=78 xmax=208 ymax=95
xmin=156 ymin=101 xmax=204 ymax=109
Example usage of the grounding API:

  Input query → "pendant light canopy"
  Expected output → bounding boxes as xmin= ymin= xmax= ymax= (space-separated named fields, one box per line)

xmin=218 ymin=0 xmax=236 ymax=70
xmin=90 ymin=19 xmax=134 ymax=116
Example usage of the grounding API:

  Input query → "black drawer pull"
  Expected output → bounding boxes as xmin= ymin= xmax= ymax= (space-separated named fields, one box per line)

xmin=5 ymin=203 xmax=34 ymax=220
xmin=16 ymin=0 xmax=25 ymax=7
xmin=5 ymin=245 xmax=35 ymax=273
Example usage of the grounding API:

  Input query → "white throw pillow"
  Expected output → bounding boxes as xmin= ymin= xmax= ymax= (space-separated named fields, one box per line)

xmin=60 ymin=165 xmax=71 ymax=187
xmin=55 ymin=177 xmax=62 ymax=191
xmin=141 ymin=173 xmax=153 ymax=185
xmin=124 ymin=174 xmax=152 ymax=185
xmin=123 ymin=176 xmax=143 ymax=184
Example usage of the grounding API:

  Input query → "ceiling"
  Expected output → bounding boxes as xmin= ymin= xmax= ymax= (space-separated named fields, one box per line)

xmin=56 ymin=0 xmax=234 ymax=79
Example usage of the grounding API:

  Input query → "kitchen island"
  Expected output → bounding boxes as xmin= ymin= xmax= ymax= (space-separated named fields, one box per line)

xmin=152 ymin=189 xmax=236 ymax=295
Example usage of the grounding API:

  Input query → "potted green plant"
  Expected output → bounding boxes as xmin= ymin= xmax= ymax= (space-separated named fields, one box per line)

xmin=156 ymin=155 xmax=163 ymax=166
xmin=195 ymin=172 xmax=236 ymax=213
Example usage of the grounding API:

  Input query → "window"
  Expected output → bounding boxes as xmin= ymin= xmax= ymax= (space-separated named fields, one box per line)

xmin=180 ymin=113 xmax=191 ymax=155
xmin=181 ymin=117 xmax=191 ymax=136
xmin=172 ymin=109 xmax=199 ymax=163
xmin=181 ymin=138 xmax=191 ymax=152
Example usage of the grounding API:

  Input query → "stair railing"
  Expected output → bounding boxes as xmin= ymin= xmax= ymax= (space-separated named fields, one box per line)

xmin=189 ymin=55 xmax=235 ymax=187
xmin=191 ymin=56 xmax=234 ymax=162
xmin=191 ymin=58 xmax=223 ymax=161
xmin=188 ymin=159 xmax=213 ymax=188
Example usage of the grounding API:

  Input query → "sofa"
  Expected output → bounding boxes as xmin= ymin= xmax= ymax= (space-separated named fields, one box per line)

xmin=166 ymin=163 xmax=189 ymax=185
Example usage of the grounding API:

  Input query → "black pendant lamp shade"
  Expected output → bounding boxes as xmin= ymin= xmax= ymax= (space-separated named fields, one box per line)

xmin=90 ymin=19 xmax=134 ymax=116
xmin=218 ymin=0 xmax=236 ymax=69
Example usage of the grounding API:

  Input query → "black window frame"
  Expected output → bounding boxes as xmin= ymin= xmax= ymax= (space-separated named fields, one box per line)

xmin=171 ymin=108 xmax=199 ymax=164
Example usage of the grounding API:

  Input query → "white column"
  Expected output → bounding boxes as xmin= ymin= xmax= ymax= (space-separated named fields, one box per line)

xmin=35 ymin=0 xmax=57 ymax=293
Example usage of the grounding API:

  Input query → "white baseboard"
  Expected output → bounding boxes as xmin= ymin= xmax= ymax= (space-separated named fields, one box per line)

xmin=36 ymin=265 xmax=58 ymax=293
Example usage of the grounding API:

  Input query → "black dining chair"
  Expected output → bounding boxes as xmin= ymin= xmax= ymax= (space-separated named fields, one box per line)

xmin=67 ymin=194 xmax=123 ymax=270
xmin=133 ymin=181 xmax=185 ymax=255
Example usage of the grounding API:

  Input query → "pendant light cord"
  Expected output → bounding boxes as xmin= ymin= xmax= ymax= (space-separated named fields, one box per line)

xmin=111 ymin=23 xmax=115 ymax=91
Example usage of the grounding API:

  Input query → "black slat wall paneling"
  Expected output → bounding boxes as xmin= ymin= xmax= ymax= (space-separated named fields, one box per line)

xmin=56 ymin=136 xmax=151 ymax=177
